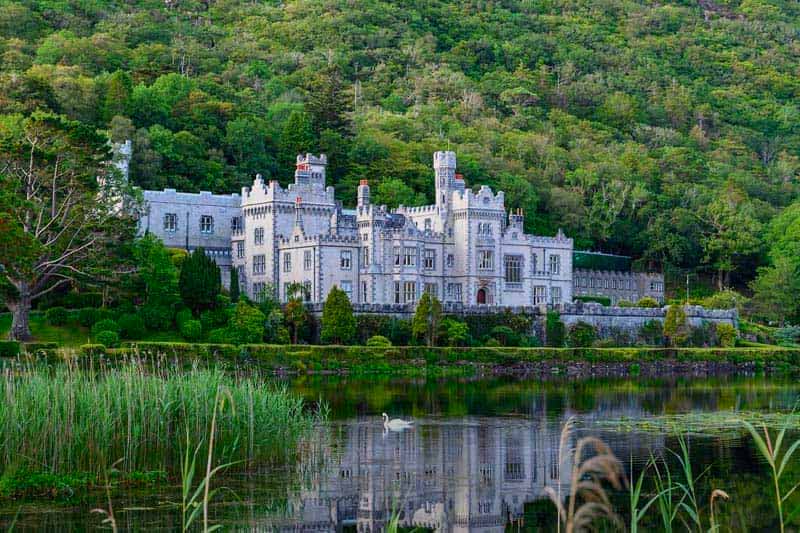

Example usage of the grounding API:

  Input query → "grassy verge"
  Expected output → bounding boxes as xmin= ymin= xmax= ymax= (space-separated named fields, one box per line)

xmin=38 ymin=343 xmax=800 ymax=373
xmin=0 ymin=313 xmax=91 ymax=346
xmin=0 ymin=363 xmax=322 ymax=500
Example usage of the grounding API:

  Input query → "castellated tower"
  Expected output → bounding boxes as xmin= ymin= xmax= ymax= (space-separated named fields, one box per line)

xmin=433 ymin=150 xmax=457 ymax=208
xmin=294 ymin=153 xmax=328 ymax=189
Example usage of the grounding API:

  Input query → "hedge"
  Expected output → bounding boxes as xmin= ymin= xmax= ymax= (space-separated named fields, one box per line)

xmin=104 ymin=343 xmax=800 ymax=370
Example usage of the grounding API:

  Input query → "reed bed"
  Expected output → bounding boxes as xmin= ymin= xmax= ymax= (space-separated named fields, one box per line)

xmin=0 ymin=362 xmax=322 ymax=478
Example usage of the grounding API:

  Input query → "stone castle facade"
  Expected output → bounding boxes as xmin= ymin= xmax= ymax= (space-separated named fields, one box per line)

xmin=139 ymin=151 xmax=663 ymax=307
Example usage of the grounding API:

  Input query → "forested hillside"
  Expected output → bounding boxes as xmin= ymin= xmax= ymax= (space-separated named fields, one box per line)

xmin=1 ymin=0 xmax=799 ymax=307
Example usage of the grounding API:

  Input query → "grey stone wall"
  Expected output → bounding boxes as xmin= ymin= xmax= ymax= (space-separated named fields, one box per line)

xmin=572 ymin=269 xmax=665 ymax=304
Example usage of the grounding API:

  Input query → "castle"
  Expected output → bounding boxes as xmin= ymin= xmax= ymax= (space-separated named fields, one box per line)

xmin=139 ymin=151 xmax=664 ymax=307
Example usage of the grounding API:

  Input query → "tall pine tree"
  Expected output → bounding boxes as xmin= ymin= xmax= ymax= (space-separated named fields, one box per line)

xmin=229 ymin=267 xmax=240 ymax=303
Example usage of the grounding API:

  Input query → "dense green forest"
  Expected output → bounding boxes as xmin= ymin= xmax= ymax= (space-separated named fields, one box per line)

xmin=1 ymin=0 xmax=799 ymax=319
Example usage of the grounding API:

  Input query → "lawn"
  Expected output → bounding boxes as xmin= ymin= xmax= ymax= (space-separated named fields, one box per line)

xmin=0 ymin=313 xmax=91 ymax=346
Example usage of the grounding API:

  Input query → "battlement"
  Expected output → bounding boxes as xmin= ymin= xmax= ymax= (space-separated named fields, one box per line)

xmin=278 ymin=233 xmax=360 ymax=247
xmin=396 ymin=204 xmax=438 ymax=215
xmin=143 ymin=188 xmax=240 ymax=207
xmin=241 ymin=174 xmax=336 ymax=206
xmin=451 ymin=185 xmax=505 ymax=211
xmin=433 ymin=150 xmax=456 ymax=170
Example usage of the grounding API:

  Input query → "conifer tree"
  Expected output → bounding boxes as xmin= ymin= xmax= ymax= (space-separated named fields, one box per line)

xmin=320 ymin=285 xmax=356 ymax=345
xmin=229 ymin=267 xmax=240 ymax=303
xmin=179 ymin=248 xmax=221 ymax=314
xmin=412 ymin=292 xmax=442 ymax=346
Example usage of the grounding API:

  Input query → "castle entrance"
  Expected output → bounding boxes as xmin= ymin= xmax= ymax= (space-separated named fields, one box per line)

xmin=476 ymin=288 xmax=487 ymax=304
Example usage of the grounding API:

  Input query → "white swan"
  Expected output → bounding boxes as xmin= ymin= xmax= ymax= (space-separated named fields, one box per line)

xmin=383 ymin=413 xmax=414 ymax=431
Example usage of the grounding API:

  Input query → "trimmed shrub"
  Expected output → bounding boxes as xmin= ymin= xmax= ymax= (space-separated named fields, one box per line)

xmin=95 ymin=330 xmax=120 ymax=348
xmin=320 ymin=286 xmax=356 ymax=345
xmin=637 ymin=297 xmax=660 ymax=308
xmin=366 ymin=335 xmax=392 ymax=347
xmin=567 ymin=321 xmax=598 ymax=347
xmin=45 ymin=306 xmax=68 ymax=326
xmin=91 ymin=319 xmax=120 ymax=336
xmin=440 ymin=318 xmax=470 ymax=347
xmin=118 ymin=314 xmax=146 ymax=340
xmin=207 ymin=328 xmax=230 ymax=344
xmin=0 ymin=341 xmax=21 ymax=357
xmin=228 ymin=302 xmax=265 ymax=344
xmin=716 ymin=323 xmax=737 ymax=347
xmin=80 ymin=344 xmax=106 ymax=356
xmin=140 ymin=305 xmax=174 ymax=331
xmin=78 ymin=307 xmax=99 ymax=327
xmin=664 ymin=305 xmax=689 ymax=346
xmin=200 ymin=308 xmax=229 ymax=333
xmin=180 ymin=319 xmax=203 ymax=342
xmin=490 ymin=325 xmax=519 ymax=347
xmin=617 ymin=300 xmax=635 ymax=308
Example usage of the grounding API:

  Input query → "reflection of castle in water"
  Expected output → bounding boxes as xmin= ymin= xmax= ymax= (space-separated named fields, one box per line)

xmin=274 ymin=409 xmax=664 ymax=532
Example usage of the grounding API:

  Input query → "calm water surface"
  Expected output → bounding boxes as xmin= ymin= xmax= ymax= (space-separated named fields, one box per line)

xmin=2 ymin=374 xmax=799 ymax=531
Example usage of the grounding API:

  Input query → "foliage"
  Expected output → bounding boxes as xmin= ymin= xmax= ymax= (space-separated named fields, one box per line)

xmin=0 ymin=364 xmax=319 ymax=482
xmin=546 ymin=311 xmax=565 ymax=347
xmin=567 ymin=321 xmax=598 ymax=347
xmin=773 ymin=327 xmax=800 ymax=347
xmin=411 ymin=292 xmax=442 ymax=346
xmin=366 ymin=335 xmax=392 ymax=347
xmin=180 ymin=319 xmax=203 ymax=342
xmin=638 ymin=320 xmax=664 ymax=346
xmin=94 ymin=330 xmax=119 ymax=348
xmin=0 ymin=340 xmax=20 ymax=357
xmin=637 ymin=297 xmax=660 ymax=308
xmin=133 ymin=235 xmax=180 ymax=310
xmin=45 ymin=307 xmax=68 ymax=326
xmin=575 ymin=295 xmax=611 ymax=306
xmin=226 ymin=302 xmax=265 ymax=344
xmin=701 ymin=289 xmax=749 ymax=313
xmin=176 ymin=309 xmax=193 ymax=328
xmin=91 ymin=319 xmax=119 ymax=337
xmin=179 ymin=248 xmax=221 ymax=314
xmin=139 ymin=304 xmax=175 ymax=332
xmin=118 ymin=313 xmax=146 ymax=340
xmin=664 ymin=305 xmax=689 ymax=347
xmin=229 ymin=268 xmax=240 ymax=303
xmin=0 ymin=112 xmax=136 ymax=340
xmin=320 ymin=286 xmax=356 ymax=345
xmin=78 ymin=307 xmax=100 ymax=327
xmin=439 ymin=318 xmax=469 ymax=347
xmin=284 ymin=283 xmax=310 ymax=344
xmin=716 ymin=323 xmax=737 ymax=348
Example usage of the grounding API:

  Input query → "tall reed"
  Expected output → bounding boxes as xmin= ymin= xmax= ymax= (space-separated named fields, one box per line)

xmin=0 ymin=362 xmax=321 ymax=479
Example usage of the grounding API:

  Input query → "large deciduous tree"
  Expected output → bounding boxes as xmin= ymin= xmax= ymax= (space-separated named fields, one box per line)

xmin=0 ymin=112 xmax=136 ymax=340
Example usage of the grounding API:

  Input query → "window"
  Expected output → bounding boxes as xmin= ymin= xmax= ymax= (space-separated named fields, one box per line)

xmin=363 ymin=246 xmax=370 ymax=266
xmin=446 ymin=254 xmax=454 ymax=268
xmin=303 ymin=281 xmax=312 ymax=301
xmin=340 ymin=250 xmax=352 ymax=270
xmin=423 ymin=249 xmax=435 ymax=270
xmin=403 ymin=247 xmax=416 ymax=267
xmin=403 ymin=281 xmax=417 ymax=303
xmin=340 ymin=281 xmax=353 ymax=301
xmin=253 ymin=255 xmax=265 ymax=275
xmin=362 ymin=233 xmax=368 ymax=241
xmin=361 ymin=281 xmax=368 ymax=303
xmin=549 ymin=254 xmax=560 ymax=275
xmin=533 ymin=285 xmax=546 ymax=305
xmin=477 ymin=222 xmax=493 ymax=235
xmin=394 ymin=281 xmax=401 ymax=304
xmin=394 ymin=246 xmax=401 ymax=266
xmin=231 ymin=217 xmax=242 ymax=231
xmin=551 ymin=286 xmax=562 ymax=305
xmin=164 ymin=213 xmax=177 ymax=232
xmin=283 ymin=252 xmax=291 ymax=272
xmin=424 ymin=218 xmax=431 ymax=231
xmin=236 ymin=241 xmax=244 ymax=258
xmin=447 ymin=283 xmax=462 ymax=302
xmin=424 ymin=283 xmax=438 ymax=297
xmin=254 ymin=227 xmax=264 ymax=245
xmin=200 ymin=215 xmax=214 ymax=234
xmin=304 ymin=250 xmax=312 ymax=270
xmin=504 ymin=255 xmax=522 ymax=283
xmin=532 ymin=253 xmax=538 ymax=274
xmin=478 ymin=250 xmax=493 ymax=270
xmin=252 ymin=282 xmax=266 ymax=300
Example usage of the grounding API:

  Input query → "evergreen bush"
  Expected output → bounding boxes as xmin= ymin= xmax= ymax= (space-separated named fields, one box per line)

xmin=366 ymin=335 xmax=392 ymax=347
xmin=179 ymin=248 xmax=221 ymax=314
xmin=139 ymin=305 xmax=174 ymax=331
xmin=0 ymin=341 xmax=21 ymax=357
xmin=320 ymin=286 xmax=356 ymax=345
xmin=95 ymin=330 xmax=120 ymax=348
xmin=546 ymin=311 xmax=565 ymax=347
xmin=716 ymin=323 xmax=737 ymax=347
xmin=637 ymin=297 xmax=660 ymax=308
xmin=45 ymin=306 xmax=68 ymax=326
xmin=175 ymin=308 xmax=193 ymax=328
xmin=567 ymin=321 xmax=598 ymax=347
xmin=78 ymin=307 xmax=99 ymax=327
xmin=91 ymin=319 xmax=120 ymax=336
xmin=118 ymin=313 xmax=146 ymax=340
xmin=180 ymin=319 xmax=203 ymax=342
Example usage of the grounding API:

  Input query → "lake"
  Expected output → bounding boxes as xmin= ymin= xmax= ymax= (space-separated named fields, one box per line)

xmin=2 ymin=373 xmax=799 ymax=531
